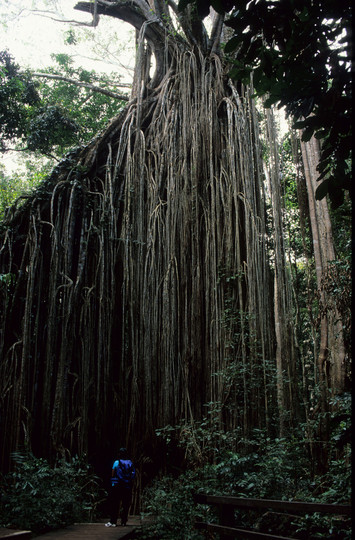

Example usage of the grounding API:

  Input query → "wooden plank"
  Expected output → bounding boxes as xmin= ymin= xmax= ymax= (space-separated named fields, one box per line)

xmin=195 ymin=521 xmax=294 ymax=540
xmin=193 ymin=494 xmax=352 ymax=515
xmin=0 ymin=530 xmax=32 ymax=539
xmin=37 ymin=522 xmax=137 ymax=538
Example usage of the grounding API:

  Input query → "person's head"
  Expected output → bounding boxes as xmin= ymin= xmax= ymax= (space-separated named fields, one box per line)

xmin=118 ymin=447 xmax=128 ymax=459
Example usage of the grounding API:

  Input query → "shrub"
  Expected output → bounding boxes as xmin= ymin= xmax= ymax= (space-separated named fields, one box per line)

xmin=0 ymin=452 xmax=105 ymax=534
xmin=138 ymin=468 xmax=218 ymax=540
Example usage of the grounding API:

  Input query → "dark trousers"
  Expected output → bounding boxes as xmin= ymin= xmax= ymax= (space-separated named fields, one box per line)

xmin=108 ymin=484 xmax=132 ymax=525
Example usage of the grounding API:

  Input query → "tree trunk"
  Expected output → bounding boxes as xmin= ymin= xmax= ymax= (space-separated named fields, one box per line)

xmin=300 ymin=136 xmax=346 ymax=396
xmin=300 ymin=135 xmax=348 ymax=471
xmin=264 ymin=108 xmax=298 ymax=437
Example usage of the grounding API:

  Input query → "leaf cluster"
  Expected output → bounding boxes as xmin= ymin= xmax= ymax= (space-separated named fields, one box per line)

xmin=0 ymin=50 xmax=40 ymax=150
xmin=27 ymin=104 xmax=79 ymax=154
xmin=0 ymin=161 xmax=51 ymax=221
xmin=0 ymin=50 xmax=78 ymax=156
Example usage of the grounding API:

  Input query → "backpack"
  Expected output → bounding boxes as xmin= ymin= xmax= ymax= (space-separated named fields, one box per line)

xmin=114 ymin=459 xmax=135 ymax=487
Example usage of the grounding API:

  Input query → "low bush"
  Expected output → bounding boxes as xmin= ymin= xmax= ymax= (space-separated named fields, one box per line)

xmin=138 ymin=469 xmax=217 ymax=540
xmin=0 ymin=452 xmax=105 ymax=534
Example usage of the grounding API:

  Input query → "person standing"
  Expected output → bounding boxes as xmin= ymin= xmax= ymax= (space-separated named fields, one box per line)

xmin=105 ymin=448 xmax=136 ymax=527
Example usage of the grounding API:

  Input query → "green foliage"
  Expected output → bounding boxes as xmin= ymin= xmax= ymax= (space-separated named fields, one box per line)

xmin=0 ymin=50 xmax=128 ymax=159
xmin=278 ymin=133 xmax=313 ymax=258
xmin=64 ymin=29 xmax=78 ymax=46
xmin=0 ymin=452 xmax=105 ymax=534
xmin=0 ymin=50 xmax=40 ymax=150
xmin=330 ymin=196 xmax=352 ymax=256
xmin=157 ymin=404 xmax=243 ymax=467
xmin=27 ymin=105 xmax=79 ymax=154
xmin=37 ymin=53 xmax=128 ymax=147
xmin=0 ymin=168 xmax=21 ymax=219
xmin=139 ymin=472 xmax=210 ymax=539
xmin=0 ymin=49 xmax=129 ymax=216
xmin=318 ymin=258 xmax=352 ymax=358
xmin=142 ymin=382 xmax=351 ymax=538
xmin=0 ymin=163 xmax=48 ymax=220
xmin=226 ymin=0 xmax=351 ymax=207
xmin=0 ymin=273 xmax=15 ymax=287
xmin=0 ymin=49 xmax=79 ymax=157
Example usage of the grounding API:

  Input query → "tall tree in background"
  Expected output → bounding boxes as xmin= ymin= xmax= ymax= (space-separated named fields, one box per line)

xmin=263 ymin=108 xmax=298 ymax=437
xmin=0 ymin=0 xmax=351 ymax=478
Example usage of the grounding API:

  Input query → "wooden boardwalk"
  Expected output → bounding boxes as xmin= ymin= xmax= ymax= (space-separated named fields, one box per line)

xmin=0 ymin=517 xmax=143 ymax=539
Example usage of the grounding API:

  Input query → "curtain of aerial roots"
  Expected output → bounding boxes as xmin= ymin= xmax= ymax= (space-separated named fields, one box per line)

xmin=0 ymin=51 xmax=275 ymax=468
xmin=120 ymin=51 xmax=275 ymax=445
xmin=0 ymin=150 xmax=121 ymax=468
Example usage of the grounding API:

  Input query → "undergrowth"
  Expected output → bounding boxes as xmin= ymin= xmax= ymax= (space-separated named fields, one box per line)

xmin=0 ymin=452 xmax=105 ymax=535
xmin=137 ymin=407 xmax=352 ymax=540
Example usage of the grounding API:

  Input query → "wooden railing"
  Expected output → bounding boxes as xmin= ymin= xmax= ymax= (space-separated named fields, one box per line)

xmin=193 ymin=493 xmax=352 ymax=539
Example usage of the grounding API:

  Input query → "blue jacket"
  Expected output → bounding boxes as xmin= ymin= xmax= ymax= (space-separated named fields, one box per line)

xmin=111 ymin=459 xmax=136 ymax=487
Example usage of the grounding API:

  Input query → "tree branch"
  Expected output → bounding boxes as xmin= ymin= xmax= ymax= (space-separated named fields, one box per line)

xmin=32 ymin=72 xmax=130 ymax=101
xmin=74 ymin=1 xmax=178 ymax=88
xmin=28 ymin=7 xmax=100 ymax=27
xmin=2 ymin=146 xmax=60 ymax=161
xmin=75 ymin=1 xmax=149 ymax=33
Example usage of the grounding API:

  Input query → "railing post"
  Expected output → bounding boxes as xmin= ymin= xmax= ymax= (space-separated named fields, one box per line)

xmin=219 ymin=503 xmax=234 ymax=540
